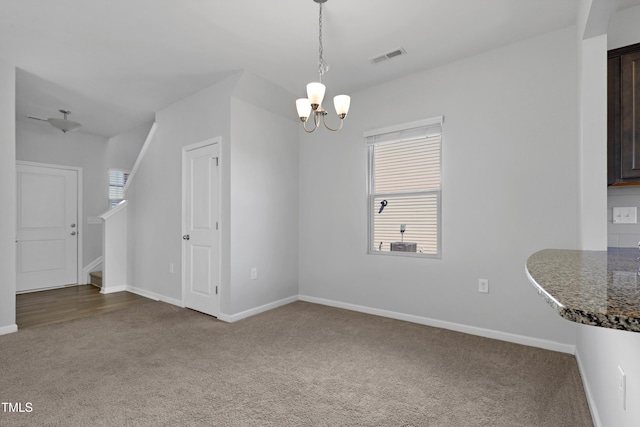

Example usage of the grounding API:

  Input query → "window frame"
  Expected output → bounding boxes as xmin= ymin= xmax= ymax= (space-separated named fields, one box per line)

xmin=108 ymin=168 xmax=130 ymax=208
xmin=365 ymin=117 xmax=443 ymax=259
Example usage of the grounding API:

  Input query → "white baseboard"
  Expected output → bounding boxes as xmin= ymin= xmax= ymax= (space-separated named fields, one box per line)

xmin=217 ymin=313 xmax=232 ymax=322
xmin=16 ymin=283 xmax=78 ymax=295
xmin=125 ymin=285 xmax=160 ymax=301
xmin=82 ymin=256 xmax=103 ymax=285
xmin=222 ymin=295 xmax=299 ymax=323
xmin=126 ymin=285 xmax=182 ymax=308
xmin=575 ymin=348 xmax=602 ymax=427
xmin=0 ymin=324 xmax=18 ymax=336
xmin=100 ymin=285 xmax=127 ymax=294
xmin=122 ymin=287 xmax=296 ymax=323
xmin=299 ymin=295 xmax=576 ymax=355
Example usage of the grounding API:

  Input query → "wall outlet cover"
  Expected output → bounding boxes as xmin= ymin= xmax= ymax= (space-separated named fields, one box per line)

xmin=478 ymin=279 xmax=489 ymax=294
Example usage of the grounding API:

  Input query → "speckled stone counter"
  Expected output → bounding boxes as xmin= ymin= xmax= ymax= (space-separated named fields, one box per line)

xmin=526 ymin=248 xmax=640 ymax=332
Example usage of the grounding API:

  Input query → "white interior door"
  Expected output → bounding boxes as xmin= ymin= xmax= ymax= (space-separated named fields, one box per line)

xmin=16 ymin=163 xmax=79 ymax=292
xmin=183 ymin=141 xmax=220 ymax=317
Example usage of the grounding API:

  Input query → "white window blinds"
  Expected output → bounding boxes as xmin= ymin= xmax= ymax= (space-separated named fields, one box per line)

xmin=374 ymin=137 xmax=441 ymax=193
xmin=366 ymin=117 xmax=442 ymax=257
xmin=108 ymin=169 xmax=129 ymax=207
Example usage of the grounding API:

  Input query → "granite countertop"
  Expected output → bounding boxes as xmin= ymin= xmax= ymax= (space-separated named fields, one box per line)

xmin=526 ymin=248 xmax=640 ymax=332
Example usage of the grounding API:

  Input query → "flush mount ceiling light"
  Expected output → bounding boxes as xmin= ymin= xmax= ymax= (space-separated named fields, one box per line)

xmin=27 ymin=109 xmax=82 ymax=134
xmin=296 ymin=0 xmax=351 ymax=133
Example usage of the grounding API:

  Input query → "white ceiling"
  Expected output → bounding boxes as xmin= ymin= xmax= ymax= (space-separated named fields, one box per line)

xmin=0 ymin=0 xmax=637 ymax=137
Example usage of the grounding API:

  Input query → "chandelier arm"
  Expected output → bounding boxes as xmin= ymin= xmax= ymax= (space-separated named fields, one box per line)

xmin=302 ymin=116 xmax=319 ymax=133
xmin=321 ymin=114 xmax=344 ymax=132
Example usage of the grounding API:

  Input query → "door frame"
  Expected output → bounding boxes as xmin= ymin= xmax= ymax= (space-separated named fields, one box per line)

xmin=181 ymin=137 xmax=222 ymax=315
xmin=16 ymin=160 xmax=83 ymax=288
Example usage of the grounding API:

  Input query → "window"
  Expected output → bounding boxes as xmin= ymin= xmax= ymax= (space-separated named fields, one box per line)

xmin=108 ymin=169 xmax=130 ymax=207
xmin=366 ymin=117 xmax=442 ymax=258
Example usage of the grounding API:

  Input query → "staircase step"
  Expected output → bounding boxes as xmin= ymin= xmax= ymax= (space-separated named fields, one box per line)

xmin=89 ymin=271 xmax=102 ymax=288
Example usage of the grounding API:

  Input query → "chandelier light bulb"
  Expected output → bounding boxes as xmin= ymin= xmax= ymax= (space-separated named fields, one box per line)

xmin=333 ymin=95 xmax=351 ymax=119
xmin=306 ymin=82 xmax=326 ymax=110
xmin=296 ymin=98 xmax=312 ymax=122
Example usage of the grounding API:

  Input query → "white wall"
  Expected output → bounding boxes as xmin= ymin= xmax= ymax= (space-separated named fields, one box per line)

xmin=126 ymin=71 xmax=299 ymax=317
xmin=101 ymin=204 xmax=128 ymax=292
xmin=15 ymin=120 xmax=109 ymax=272
xmin=299 ymin=27 xmax=580 ymax=348
xmin=229 ymin=96 xmax=299 ymax=314
xmin=579 ymin=34 xmax=608 ymax=251
xmin=577 ymin=326 xmax=640 ymax=427
xmin=107 ymin=121 xmax=152 ymax=172
xmin=0 ymin=59 xmax=16 ymax=334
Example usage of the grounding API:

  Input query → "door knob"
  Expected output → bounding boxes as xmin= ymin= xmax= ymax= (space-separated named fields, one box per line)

xmin=71 ymin=231 xmax=77 ymax=236
xmin=183 ymin=235 xmax=190 ymax=240
xmin=70 ymin=223 xmax=76 ymax=228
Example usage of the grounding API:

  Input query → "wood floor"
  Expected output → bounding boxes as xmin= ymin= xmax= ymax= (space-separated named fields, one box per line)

xmin=16 ymin=285 xmax=154 ymax=329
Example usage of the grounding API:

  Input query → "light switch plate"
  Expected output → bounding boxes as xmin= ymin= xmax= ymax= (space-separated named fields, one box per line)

xmin=612 ymin=207 xmax=637 ymax=224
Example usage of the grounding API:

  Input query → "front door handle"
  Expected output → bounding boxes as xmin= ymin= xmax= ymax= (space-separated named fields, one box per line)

xmin=71 ymin=231 xmax=77 ymax=236
xmin=183 ymin=235 xmax=190 ymax=240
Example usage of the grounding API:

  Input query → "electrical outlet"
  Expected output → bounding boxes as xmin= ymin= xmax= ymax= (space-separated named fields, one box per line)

xmin=251 ymin=268 xmax=257 ymax=280
xmin=478 ymin=279 xmax=489 ymax=293
xmin=618 ymin=365 xmax=626 ymax=410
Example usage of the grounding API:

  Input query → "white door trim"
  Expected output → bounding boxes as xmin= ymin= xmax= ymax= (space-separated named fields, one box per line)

xmin=16 ymin=161 xmax=83 ymax=286
xmin=181 ymin=137 xmax=222 ymax=314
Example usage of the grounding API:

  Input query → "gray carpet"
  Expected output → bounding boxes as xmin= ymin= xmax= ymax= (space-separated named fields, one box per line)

xmin=0 ymin=301 xmax=592 ymax=426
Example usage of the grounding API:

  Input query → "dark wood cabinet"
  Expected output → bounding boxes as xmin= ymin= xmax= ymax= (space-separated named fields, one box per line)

xmin=608 ymin=43 xmax=640 ymax=185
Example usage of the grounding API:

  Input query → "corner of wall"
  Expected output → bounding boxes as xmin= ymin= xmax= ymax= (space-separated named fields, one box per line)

xmin=579 ymin=33 xmax=608 ymax=251
xmin=127 ymin=74 xmax=238 ymax=314
xmin=231 ymin=70 xmax=298 ymax=123
xmin=0 ymin=58 xmax=16 ymax=331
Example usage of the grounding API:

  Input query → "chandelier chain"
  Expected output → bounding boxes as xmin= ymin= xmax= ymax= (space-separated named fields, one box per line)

xmin=318 ymin=2 xmax=329 ymax=80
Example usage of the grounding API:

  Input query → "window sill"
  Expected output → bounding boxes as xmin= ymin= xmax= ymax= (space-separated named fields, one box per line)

xmin=367 ymin=250 xmax=441 ymax=260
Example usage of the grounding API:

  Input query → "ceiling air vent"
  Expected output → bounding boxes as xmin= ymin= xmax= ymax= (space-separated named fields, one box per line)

xmin=369 ymin=47 xmax=407 ymax=65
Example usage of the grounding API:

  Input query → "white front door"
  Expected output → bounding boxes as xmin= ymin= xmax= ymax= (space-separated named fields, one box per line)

xmin=16 ymin=163 xmax=79 ymax=292
xmin=182 ymin=140 xmax=221 ymax=317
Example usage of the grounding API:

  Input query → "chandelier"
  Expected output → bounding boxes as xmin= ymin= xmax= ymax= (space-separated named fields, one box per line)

xmin=296 ymin=0 xmax=351 ymax=133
